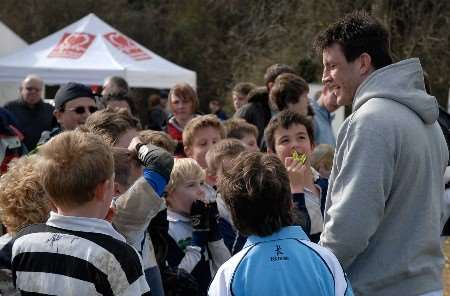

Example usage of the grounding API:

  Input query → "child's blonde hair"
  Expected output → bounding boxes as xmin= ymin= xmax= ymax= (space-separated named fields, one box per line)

xmin=139 ymin=130 xmax=177 ymax=155
xmin=38 ymin=131 xmax=114 ymax=208
xmin=166 ymin=158 xmax=205 ymax=195
xmin=0 ymin=155 xmax=51 ymax=234
xmin=182 ymin=114 xmax=225 ymax=148
xmin=205 ymin=139 xmax=246 ymax=176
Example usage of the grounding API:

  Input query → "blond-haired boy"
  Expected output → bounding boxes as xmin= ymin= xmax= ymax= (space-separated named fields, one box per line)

xmin=165 ymin=158 xmax=230 ymax=294
xmin=11 ymin=131 xmax=150 ymax=295
xmin=182 ymin=114 xmax=225 ymax=169
xmin=0 ymin=155 xmax=52 ymax=294
xmin=0 ymin=156 xmax=51 ymax=239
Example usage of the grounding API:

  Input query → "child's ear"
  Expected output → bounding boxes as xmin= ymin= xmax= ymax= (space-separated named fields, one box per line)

xmin=113 ymin=181 xmax=122 ymax=196
xmin=184 ymin=146 xmax=192 ymax=157
xmin=267 ymin=147 xmax=274 ymax=154
xmin=95 ymin=179 xmax=112 ymax=201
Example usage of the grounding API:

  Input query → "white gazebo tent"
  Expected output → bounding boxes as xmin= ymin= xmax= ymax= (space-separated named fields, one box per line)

xmin=0 ymin=13 xmax=196 ymax=90
xmin=0 ymin=21 xmax=27 ymax=104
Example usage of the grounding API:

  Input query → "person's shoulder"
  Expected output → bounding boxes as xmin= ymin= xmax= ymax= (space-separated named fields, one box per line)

xmin=40 ymin=101 xmax=55 ymax=112
xmin=3 ymin=99 xmax=21 ymax=109
xmin=234 ymin=103 xmax=255 ymax=119
xmin=215 ymin=246 xmax=252 ymax=279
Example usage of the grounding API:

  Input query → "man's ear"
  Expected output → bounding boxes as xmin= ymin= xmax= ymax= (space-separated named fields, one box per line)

xmin=53 ymin=110 xmax=63 ymax=124
xmin=359 ymin=53 xmax=373 ymax=75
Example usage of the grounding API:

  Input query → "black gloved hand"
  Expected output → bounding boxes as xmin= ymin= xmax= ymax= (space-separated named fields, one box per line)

xmin=136 ymin=143 xmax=174 ymax=182
xmin=208 ymin=202 xmax=222 ymax=242
xmin=190 ymin=200 xmax=210 ymax=248
xmin=148 ymin=208 xmax=169 ymax=267
xmin=292 ymin=193 xmax=311 ymax=236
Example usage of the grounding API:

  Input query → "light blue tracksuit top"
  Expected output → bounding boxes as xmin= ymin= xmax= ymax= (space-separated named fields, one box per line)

xmin=209 ymin=226 xmax=353 ymax=296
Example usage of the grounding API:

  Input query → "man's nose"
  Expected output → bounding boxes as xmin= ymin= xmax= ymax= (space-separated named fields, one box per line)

xmin=322 ymin=70 xmax=332 ymax=85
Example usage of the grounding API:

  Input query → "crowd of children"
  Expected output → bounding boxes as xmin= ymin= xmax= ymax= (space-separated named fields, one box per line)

xmin=0 ymin=10 xmax=446 ymax=296
xmin=0 ymin=68 xmax=338 ymax=295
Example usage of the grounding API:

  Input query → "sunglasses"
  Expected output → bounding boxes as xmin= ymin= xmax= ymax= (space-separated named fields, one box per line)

xmin=25 ymin=87 xmax=42 ymax=92
xmin=67 ymin=106 xmax=98 ymax=114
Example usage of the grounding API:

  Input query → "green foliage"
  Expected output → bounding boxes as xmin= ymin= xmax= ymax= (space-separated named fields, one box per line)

xmin=0 ymin=0 xmax=448 ymax=109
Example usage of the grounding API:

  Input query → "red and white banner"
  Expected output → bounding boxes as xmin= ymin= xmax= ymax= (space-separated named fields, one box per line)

xmin=104 ymin=32 xmax=151 ymax=61
xmin=48 ymin=32 xmax=96 ymax=59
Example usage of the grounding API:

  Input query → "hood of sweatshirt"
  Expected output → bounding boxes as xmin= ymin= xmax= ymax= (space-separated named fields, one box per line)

xmin=352 ymin=58 xmax=439 ymax=124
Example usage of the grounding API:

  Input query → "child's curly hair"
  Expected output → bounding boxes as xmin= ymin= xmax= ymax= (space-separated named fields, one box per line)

xmin=0 ymin=155 xmax=51 ymax=234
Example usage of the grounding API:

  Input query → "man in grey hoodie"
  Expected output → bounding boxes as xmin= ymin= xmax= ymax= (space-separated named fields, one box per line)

xmin=314 ymin=11 xmax=448 ymax=296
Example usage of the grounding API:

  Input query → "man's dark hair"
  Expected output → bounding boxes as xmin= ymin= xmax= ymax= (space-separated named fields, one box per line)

xmin=269 ymin=73 xmax=309 ymax=111
xmin=264 ymin=110 xmax=315 ymax=152
xmin=105 ymin=76 xmax=129 ymax=95
xmin=314 ymin=10 xmax=392 ymax=70
xmin=103 ymin=93 xmax=136 ymax=115
xmin=218 ymin=152 xmax=293 ymax=237
xmin=264 ymin=64 xmax=296 ymax=88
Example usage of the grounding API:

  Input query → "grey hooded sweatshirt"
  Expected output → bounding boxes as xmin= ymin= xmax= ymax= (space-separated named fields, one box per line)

xmin=320 ymin=58 xmax=448 ymax=296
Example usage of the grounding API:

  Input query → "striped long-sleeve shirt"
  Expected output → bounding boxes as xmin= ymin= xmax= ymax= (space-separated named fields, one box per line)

xmin=11 ymin=212 xmax=150 ymax=295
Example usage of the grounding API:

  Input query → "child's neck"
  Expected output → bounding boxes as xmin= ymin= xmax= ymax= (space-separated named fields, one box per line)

xmin=175 ymin=115 xmax=194 ymax=128
xmin=56 ymin=200 xmax=107 ymax=220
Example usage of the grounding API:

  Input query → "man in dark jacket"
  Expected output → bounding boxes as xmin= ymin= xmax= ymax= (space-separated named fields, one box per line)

xmin=4 ymin=75 xmax=55 ymax=151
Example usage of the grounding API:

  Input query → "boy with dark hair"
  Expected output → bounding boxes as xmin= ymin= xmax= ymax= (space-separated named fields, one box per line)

xmin=209 ymin=152 xmax=352 ymax=296
xmin=315 ymin=11 xmax=447 ymax=295
xmin=269 ymin=73 xmax=310 ymax=115
xmin=11 ymin=131 xmax=150 ymax=295
xmin=264 ymin=110 xmax=327 ymax=242
xmin=231 ymin=82 xmax=256 ymax=111
xmin=234 ymin=87 xmax=271 ymax=147
xmin=83 ymin=106 xmax=141 ymax=148
xmin=263 ymin=63 xmax=296 ymax=91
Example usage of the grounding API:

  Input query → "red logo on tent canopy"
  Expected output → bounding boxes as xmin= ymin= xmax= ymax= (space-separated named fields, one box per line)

xmin=104 ymin=32 xmax=151 ymax=61
xmin=48 ymin=32 xmax=96 ymax=59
